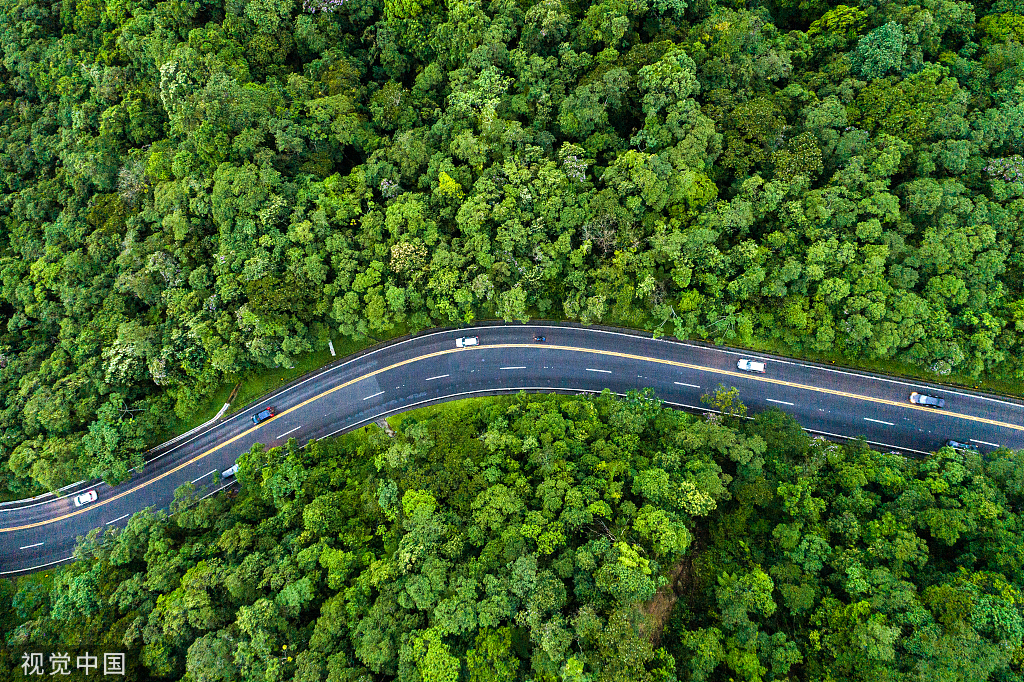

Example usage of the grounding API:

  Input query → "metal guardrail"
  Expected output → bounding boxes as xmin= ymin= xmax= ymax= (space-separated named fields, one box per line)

xmin=0 ymin=403 xmax=231 ymax=510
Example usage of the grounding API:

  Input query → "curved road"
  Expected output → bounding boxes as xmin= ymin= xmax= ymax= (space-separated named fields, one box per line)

xmin=2 ymin=324 xmax=1023 ymax=574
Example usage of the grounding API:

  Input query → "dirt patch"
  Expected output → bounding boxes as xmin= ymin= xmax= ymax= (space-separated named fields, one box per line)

xmin=640 ymin=527 xmax=704 ymax=646
xmin=375 ymin=417 xmax=396 ymax=437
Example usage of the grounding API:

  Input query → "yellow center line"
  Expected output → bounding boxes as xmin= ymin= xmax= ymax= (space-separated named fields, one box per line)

xmin=565 ymin=346 xmax=1022 ymax=431
xmin=3 ymin=344 xmax=1020 ymax=533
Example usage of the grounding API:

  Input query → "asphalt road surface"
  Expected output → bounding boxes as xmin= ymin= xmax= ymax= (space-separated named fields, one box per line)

xmin=2 ymin=324 xmax=1023 ymax=575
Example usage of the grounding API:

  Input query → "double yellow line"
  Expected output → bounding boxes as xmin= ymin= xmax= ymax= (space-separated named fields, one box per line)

xmin=3 ymin=344 xmax=1020 ymax=532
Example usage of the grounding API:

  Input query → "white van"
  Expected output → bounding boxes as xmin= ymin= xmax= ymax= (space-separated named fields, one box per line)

xmin=737 ymin=359 xmax=766 ymax=373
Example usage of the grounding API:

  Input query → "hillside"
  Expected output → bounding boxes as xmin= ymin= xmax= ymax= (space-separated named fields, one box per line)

xmin=3 ymin=393 xmax=1024 ymax=681
xmin=1 ymin=0 xmax=1023 ymax=495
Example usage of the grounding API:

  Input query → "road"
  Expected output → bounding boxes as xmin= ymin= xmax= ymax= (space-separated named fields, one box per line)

xmin=2 ymin=324 xmax=1022 ymax=575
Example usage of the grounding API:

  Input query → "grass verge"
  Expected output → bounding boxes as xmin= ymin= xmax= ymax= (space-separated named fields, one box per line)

xmin=153 ymin=331 xmax=407 ymax=448
xmin=737 ymin=335 xmax=1022 ymax=399
xmin=386 ymin=395 xmax=497 ymax=432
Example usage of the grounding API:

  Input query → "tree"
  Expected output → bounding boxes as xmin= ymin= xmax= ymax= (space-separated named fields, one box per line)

xmin=851 ymin=22 xmax=909 ymax=81
xmin=701 ymin=384 xmax=748 ymax=420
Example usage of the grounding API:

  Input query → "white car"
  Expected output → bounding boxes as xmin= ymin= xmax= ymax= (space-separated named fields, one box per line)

xmin=222 ymin=463 xmax=239 ymax=478
xmin=910 ymin=392 xmax=945 ymax=408
xmin=737 ymin=359 xmax=766 ymax=373
xmin=456 ymin=336 xmax=479 ymax=348
xmin=73 ymin=490 xmax=97 ymax=507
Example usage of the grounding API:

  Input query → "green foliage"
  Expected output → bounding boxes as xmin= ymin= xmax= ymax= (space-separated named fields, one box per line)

xmin=851 ymin=22 xmax=910 ymax=80
xmin=1 ymin=393 xmax=741 ymax=681
xmin=978 ymin=12 xmax=1024 ymax=45
xmin=0 ymin=0 xmax=1023 ymax=506
xmin=700 ymin=384 xmax=748 ymax=420
xmin=7 ymin=395 xmax=1024 ymax=682
xmin=436 ymin=171 xmax=465 ymax=202
xmin=807 ymin=5 xmax=869 ymax=52
xmin=385 ymin=0 xmax=434 ymax=21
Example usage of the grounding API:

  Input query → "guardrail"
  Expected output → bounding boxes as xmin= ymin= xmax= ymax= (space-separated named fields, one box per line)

xmin=0 ymin=402 xmax=232 ymax=510
xmin=4 ymin=319 xmax=1019 ymax=509
xmin=150 ymin=402 xmax=231 ymax=455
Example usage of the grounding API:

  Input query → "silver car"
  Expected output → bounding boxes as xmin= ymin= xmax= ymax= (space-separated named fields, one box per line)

xmin=910 ymin=392 xmax=945 ymax=408
xmin=737 ymin=359 xmax=766 ymax=373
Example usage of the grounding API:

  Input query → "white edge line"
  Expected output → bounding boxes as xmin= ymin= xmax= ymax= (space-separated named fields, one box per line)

xmin=476 ymin=324 xmax=1022 ymax=408
xmin=665 ymin=340 xmax=1022 ymax=407
xmin=3 ymin=487 xmax=237 ymax=574
xmin=1 ymin=554 xmax=75 ymax=575
xmin=425 ymin=374 xmax=449 ymax=381
xmin=8 ymin=322 xmax=1019 ymax=514
xmin=276 ymin=426 xmax=301 ymax=439
xmin=478 ymin=324 xmax=1024 ymax=409
xmin=8 ymin=389 xmax=679 ymax=577
xmin=864 ymin=418 xmax=895 ymax=426
xmin=971 ymin=439 xmax=1001 ymax=447
xmin=190 ymin=469 xmax=217 ymax=484
xmin=585 ymin=368 xmax=612 ymax=373
xmin=105 ymin=512 xmax=131 ymax=525
xmin=316 ymin=387 xmax=936 ymax=459
xmin=37 ymin=325 xmax=503 ymax=496
xmin=66 ymin=328 xmax=1024 ymax=493
xmin=674 ymin=382 xmax=701 ymax=388
xmin=41 ymin=322 xmax=1024 ymax=494
xmin=2 ymin=387 xmax=936 ymax=576
xmin=766 ymin=399 xmax=795 ymax=406
xmin=19 ymin=542 xmax=44 ymax=549
xmin=199 ymin=482 xmax=236 ymax=502
xmin=804 ymin=427 xmax=931 ymax=455
xmin=499 ymin=367 xmax=527 ymax=370
xmin=362 ymin=391 xmax=385 ymax=401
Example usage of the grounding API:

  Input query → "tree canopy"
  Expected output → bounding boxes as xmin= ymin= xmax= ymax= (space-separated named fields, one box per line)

xmin=3 ymin=392 xmax=1024 ymax=681
xmin=0 ymin=0 xmax=1022 ymax=510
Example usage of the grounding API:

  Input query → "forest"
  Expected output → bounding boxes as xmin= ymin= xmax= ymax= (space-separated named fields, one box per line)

xmin=1 ymin=0 xmax=1023 ymax=495
xmin=3 ymin=391 xmax=1024 ymax=681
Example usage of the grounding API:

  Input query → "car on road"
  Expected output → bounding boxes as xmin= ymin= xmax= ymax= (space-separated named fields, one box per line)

xmin=534 ymin=335 xmax=546 ymax=342
xmin=456 ymin=336 xmax=479 ymax=348
xmin=73 ymin=490 xmax=97 ymax=507
xmin=945 ymin=440 xmax=980 ymax=453
xmin=737 ymin=359 xmax=766 ymax=373
xmin=910 ymin=392 xmax=945 ymax=408
xmin=222 ymin=463 xmax=240 ymax=478
xmin=252 ymin=407 xmax=275 ymax=424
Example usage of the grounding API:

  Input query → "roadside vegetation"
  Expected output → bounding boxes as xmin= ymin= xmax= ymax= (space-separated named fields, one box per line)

xmin=2 ymin=0 xmax=1024 ymax=499
xmin=3 ymin=393 xmax=1024 ymax=681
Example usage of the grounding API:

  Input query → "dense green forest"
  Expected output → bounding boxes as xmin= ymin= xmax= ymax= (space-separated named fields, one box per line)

xmin=1 ymin=0 xmax=1023 ymax=496
xmin=3 ymin=392 xmax=1024 ymax=681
